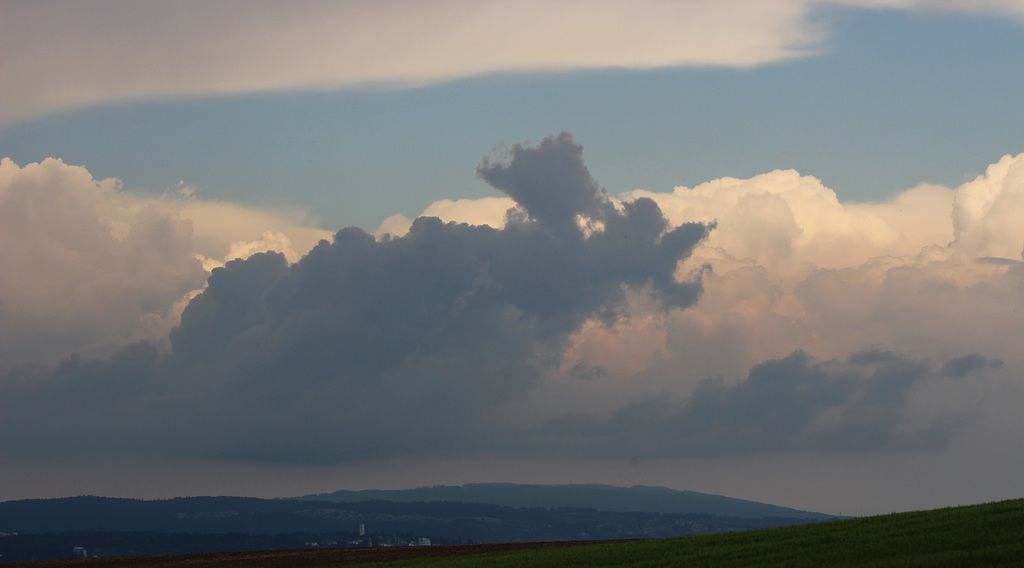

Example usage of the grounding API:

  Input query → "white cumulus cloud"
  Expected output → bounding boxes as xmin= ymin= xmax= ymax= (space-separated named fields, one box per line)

xmin=0 ymin=158 xmax=331 ymax=365
xmin=561 ymin=153 xmax=1024 ymax=395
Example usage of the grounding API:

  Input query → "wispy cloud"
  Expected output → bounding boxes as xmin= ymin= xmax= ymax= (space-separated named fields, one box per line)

xmin=7 ymin=0 xmax=1020 ymax=126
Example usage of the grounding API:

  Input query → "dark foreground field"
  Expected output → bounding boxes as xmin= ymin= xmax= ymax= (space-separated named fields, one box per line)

xmin=1 ymin=540 xmax=622 ymax=568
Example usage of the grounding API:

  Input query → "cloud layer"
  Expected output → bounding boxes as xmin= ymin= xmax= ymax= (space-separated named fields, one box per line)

xmin=531 ymin=349 xmax=1000 ymax=459
xmin=2 ymin=135 xmax=1022 ymax=513
xmin=4 ymin=1 xmax=1022 ymax=125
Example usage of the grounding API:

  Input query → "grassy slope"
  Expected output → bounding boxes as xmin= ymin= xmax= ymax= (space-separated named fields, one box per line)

xmin=357 ymin=498 xmax=1024 ymax=567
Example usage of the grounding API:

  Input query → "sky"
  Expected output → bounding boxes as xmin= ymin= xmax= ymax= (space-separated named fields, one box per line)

xmin=1 ymin=0 xmax=1023 ymax=518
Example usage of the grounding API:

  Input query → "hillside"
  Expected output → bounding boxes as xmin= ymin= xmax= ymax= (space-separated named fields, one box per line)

xmin=353 ymin=497 xmax=1024 ymax=567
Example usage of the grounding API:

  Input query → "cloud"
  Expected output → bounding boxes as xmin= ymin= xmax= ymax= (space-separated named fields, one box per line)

xmin=0 ymin=0 xmax=824 ymax=125
xmin=603 ymin=154 xmax=1024 ymax=371
xmin=175 ymin=198 xmax=332 ymax=266
xmin=629 ymin=170 xmax=956 ymax=279
xmin=7 ymin=0 xmax=1022 ymax=126
xmin=351 ymin=147 xmax=1024 ymax=465
xmin=0 ymin=158 xmax=206 ymax=365
xmin=421 ymin=197 xmax=514 ymax=229
xmin=3 ymin=134 xmax=1023 ymax=490
xmin=374 ymin=197 xmax=513 ymax=239
xmin=1 ymin=134 xmax=711 ymax=464
xmin=478 ymin=132 xmax=613 ymax=231
xmin=405 ymin=152 xmax=1024 ymax=380
xmin=0 ymin=157 xmax=332 ymax=366
xmin=4 ymin=138 xmax=1024 ymax=512
xmin=531 ymin=349 xmax=985 ymax=457
xmin=829 ymin=0 xmax=1024 ymax=16
xmin=443 ymin=150 xmax=1024 ymax=463
xmin=941 ymin=353 xmax=1004 ymax=378
xmin=952 ymin=152 xmax=1024 ymax=261
xmin=2 ymin=136 xmax=1022 ymax=520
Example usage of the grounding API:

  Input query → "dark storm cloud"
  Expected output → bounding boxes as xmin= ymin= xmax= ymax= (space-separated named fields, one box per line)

xmin=0 ymin=133 xmax=710 ymax=464
xmin=477 ymin=132 xmax=612 ymax=231
xmin=569 ymin=363 xmax=608 ymax=381
xmin=533 ymin=350 xmax=976 ymax=458
xmin=940 ymin=353 xmax=1004 ymax=378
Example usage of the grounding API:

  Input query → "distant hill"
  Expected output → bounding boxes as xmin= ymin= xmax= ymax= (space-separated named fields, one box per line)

xmin=293 ymin=483 xmax=832 ymax=520
xmin=0 ymin=493 xmax=832 ymax=560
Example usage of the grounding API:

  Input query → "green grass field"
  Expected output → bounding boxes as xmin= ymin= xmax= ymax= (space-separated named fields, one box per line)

xmin=356 ymin=498 xmax=1024 ymax=567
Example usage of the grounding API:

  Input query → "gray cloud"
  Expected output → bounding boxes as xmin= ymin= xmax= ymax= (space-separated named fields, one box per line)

xmin=941 ymin=353 xmax=1004 ymax=378
xmin=478 ymin=132 xmax=612 ymax=232
xmin=532 ymin=349 xmax=974 ymax=458
xmin=1 ymin=134 xmax=710 ymax=464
